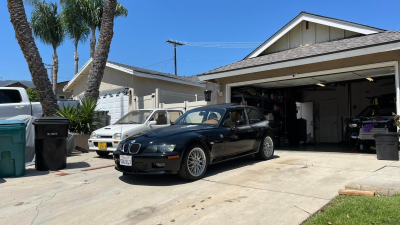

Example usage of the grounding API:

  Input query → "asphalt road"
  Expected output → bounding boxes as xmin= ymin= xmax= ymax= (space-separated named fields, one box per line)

xmin=0 ymin=149 xmax=393 ymax=225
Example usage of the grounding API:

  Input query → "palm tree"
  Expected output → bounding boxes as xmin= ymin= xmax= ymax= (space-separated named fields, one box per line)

xmin=84 ymin=0 xmax=117 ymax=100
xmin=7 ymin=0 xmax=58 ymax=116
xmin=60 ymin=0 xmax=90 ymax=74
xmin=79 ymin=0 xmax=128 ymax=58
xmin=29 ymin=0 xmax=65 ymax=94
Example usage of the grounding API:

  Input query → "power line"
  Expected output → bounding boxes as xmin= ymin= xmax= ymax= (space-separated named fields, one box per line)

xmin=183 ymin=41 xmax=262 ymax=48
xmin=143 ymin=58 xmax=173 ymax=69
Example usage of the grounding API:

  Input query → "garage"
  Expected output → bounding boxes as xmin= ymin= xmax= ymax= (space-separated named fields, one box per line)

xmin=198 ymin=12 xmax=400 ymax=152
xmin=228 ymin=66 xmax=396 ymax=150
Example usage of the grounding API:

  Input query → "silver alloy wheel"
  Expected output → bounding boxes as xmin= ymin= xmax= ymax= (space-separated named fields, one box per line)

xmin=263 ymin=136 xmax=274 ymax=158
xmin=187 ymin=147 xmax=206 ymax=177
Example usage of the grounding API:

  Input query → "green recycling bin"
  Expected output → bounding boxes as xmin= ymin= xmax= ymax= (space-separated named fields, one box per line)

xmin=0 ymin=120 xmax=26 ymax=177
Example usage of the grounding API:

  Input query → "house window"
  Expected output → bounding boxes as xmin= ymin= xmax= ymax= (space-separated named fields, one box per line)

xmin=57 ymin=94 xmax=66 ymax=100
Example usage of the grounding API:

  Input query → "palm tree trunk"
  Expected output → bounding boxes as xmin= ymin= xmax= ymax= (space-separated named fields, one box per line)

xmin=74 ymin=40 xmax=79 ymax=74
xmin=52 ymin=46 xmax=58 ymax=95
xmin=7 ymin=0 xmax=57 ymax=116
xmin=84 ymin=0 xmax=117 ymax=100
xmin=90 ymin=26 xmax=96 ymax=58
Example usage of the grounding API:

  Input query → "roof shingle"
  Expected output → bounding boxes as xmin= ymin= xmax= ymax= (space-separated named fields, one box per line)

xmin=108 ymin=61 xmax=201 ymax=84
xmin=202 ymin=31 xmax=400 ymax=75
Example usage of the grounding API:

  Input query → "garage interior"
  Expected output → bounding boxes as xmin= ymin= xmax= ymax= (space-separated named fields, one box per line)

xmin=230 ymin=66 xmax=396 ymax=151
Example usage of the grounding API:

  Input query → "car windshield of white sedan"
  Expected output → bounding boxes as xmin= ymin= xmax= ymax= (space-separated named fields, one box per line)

xmin=115 ymin=110 xmax=153 ymax=124
xmin=175 ymin=108 xmax=225 ymax=125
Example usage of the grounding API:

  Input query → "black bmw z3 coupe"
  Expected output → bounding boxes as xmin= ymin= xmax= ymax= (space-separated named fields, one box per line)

xmin=113 ymin=104 xmax=276 ymax=180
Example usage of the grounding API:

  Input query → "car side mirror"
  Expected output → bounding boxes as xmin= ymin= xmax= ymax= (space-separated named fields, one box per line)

xmin=235 ymin=120 xmax=245 ymax=127
xmin=149 ymin=121 xmax=157 ymax=126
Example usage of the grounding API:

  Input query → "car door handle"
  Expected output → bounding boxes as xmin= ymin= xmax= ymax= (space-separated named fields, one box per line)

xmin=15 ymin=106 xmax=25 ymax=109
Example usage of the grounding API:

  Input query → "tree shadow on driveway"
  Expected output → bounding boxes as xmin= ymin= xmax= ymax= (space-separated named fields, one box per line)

xmin=118 ymin=154 xmax=280 ymax=186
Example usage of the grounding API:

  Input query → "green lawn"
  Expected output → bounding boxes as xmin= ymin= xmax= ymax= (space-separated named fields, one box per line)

xmin=303 ymin=195 xmax=400 ymax=225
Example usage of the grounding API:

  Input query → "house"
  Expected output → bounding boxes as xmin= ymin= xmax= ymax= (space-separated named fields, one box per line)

xmin=56 ymin=81 xmax=73 ymax=100
xmin=5 ymin=82 xmax=30 ymax=89
xmin=63 ymin=59 xmax=207 ymax=123
xmin=199 ymin=11 xmax=400 ymax=146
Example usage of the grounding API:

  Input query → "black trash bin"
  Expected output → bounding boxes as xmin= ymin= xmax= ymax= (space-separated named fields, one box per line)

xmin=374 ymin=133 xmax=399 ymax=160
xmin=33 ymin=117 xmax=70 ymax=171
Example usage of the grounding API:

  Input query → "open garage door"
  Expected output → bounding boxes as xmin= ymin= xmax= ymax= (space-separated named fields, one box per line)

xmin=229 ymin=65 xmax=397 ymax=150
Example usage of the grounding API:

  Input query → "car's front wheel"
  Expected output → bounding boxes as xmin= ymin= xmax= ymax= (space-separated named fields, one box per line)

xmin=256 ymin=132 xmax=275 ymax=160
xmin=178 ymin=144 xmax=208 ymax=181
xmin=96 ymin=151 xmax=110 ymax=157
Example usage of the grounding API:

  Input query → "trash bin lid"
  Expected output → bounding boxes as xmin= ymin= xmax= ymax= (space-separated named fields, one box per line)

xmin=33 ymin=117 xmax=70 ymax=125
xmin=0 ymin=120 xmax=25 ymax=125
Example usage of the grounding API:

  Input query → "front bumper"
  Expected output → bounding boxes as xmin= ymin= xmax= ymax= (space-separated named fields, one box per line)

xmin=113 ymin=151 xmax=181 ymax=174
xmin=88 ymin=138 xmax=121 ymax=152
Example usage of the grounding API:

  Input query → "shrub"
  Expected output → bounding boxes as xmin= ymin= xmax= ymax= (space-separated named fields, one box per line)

xmin=26 ymin=88 xmax=39 ymax=102
xmin=55 ymin=98 xmax=99 ymax=134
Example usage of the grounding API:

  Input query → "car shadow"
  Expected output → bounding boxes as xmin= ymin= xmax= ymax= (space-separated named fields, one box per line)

xmin=23 ymin=168 xmax=50 ymax=177
xmin=93 ymin=155 xmax=114 ymax=160
xmin=0 ymin=178 xmax=6 ymax=184
xmin=118 ymin=154 xmax=280 ymax=186
xmin=64 ymin=162 xmax=91 ymax=170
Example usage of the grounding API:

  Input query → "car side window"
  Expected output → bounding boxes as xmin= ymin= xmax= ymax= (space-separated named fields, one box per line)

xmin=0 ymin=90 xmax=22 ymax=104
xmin=168 ymin=111 xmax=183 ymax=123
xmin=151 ymin=111 xmax=168 ymax=125
xmin=246 ymin=108 xmax=266 ymax=124
xmin=226 ymin=109 xmax=247 ymax=127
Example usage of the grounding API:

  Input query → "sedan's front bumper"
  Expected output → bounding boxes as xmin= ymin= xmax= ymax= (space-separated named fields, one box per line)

xmin=113 ymin=151 xmax=182 ymax=174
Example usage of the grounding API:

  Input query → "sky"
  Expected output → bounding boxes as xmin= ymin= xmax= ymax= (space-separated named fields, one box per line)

xmin=0 ymin=0 xmax=400 ymax=83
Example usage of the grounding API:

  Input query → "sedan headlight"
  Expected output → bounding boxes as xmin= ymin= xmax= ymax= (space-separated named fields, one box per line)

xmin=348 ymin=124 xmax=358 ymax=128
xmin=90 ymin=132 xmax=97 ymax=139
xmin=116 ymin=143 xmax=123 ymax=151
xmin=144 ymin=144 xmax=176 ymax=153
xmin=113 ymin=133 xmax=122 ymax=140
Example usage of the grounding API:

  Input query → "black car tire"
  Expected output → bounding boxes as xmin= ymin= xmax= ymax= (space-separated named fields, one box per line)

xmin=178 ymin=144 xmax=208 ymax=181
xmin=96 ymin=151 xmax=110 ymax=157
xmin=256 ymin=132 xmax=275 ymax=160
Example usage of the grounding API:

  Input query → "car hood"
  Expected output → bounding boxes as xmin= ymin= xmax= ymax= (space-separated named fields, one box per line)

xmin=140 ymin=124 xmax=214 ymax=138
xmin=94 ymin=124 xmax=143 ymax=135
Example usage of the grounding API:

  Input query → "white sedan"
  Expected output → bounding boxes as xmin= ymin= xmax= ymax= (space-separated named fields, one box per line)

xmin=89 ymin=109 xmax=184 ymax=157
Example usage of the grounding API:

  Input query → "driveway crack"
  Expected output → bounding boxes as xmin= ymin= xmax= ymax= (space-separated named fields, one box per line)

xmin=202 ymin=178 xmax=330 ymax=200
xmin=294 ymin=205 xmax=311 ymax=215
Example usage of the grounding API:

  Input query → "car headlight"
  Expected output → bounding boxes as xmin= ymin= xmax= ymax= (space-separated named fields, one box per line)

xmin=113 ymin=133 xmax=122 ymax=140
xmin=90 ymin=132 xmax=97 ymax=139
xmin=349 ymin=124 xmax=358 ymax=128
xmin=116 ymin=143 xmax=123 ymax=151
xmin=144 ymin=144 xmax=176 ymax=153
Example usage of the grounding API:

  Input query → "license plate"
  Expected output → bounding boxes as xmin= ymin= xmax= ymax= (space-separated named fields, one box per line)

xmin=98 ymin=142 xmax=107 ymax=150
xmin=120 ymin=155 xmax=132 ymax=166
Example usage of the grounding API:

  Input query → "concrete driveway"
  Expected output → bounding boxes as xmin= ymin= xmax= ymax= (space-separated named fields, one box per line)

xmin=0 ymin=149 xmax=393 ymax=225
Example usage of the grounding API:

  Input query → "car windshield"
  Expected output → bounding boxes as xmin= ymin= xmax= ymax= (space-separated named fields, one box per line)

xmin=175 ymin=108 xmax=225 ymax=126
xmin=115 ymin=110 xmax=153 ymax=124
xmin=359 ymin=105 xmax=396 ymax=117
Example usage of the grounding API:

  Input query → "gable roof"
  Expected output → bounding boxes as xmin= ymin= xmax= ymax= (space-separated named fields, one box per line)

xmin=63 ymin=59 xmax=204 ymax=92
xmin=200 ymin=31 xmax=400 ymax=79
xmin=246 ymin=11 xmax=385 ymax=59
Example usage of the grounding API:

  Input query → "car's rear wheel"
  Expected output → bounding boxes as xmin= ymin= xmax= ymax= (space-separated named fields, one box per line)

xmin=256 ymin=132 xmax=275 ymax=160
xmin=178 ymin=144 xmax=208 ymax=181
xmin=96 ymin=151 xmax=110 ymax=157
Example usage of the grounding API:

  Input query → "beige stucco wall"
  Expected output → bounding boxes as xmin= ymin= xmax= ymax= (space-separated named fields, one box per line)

xmin=69 ymin=66 xmax=205 ymax=104
xmin=212 ymin=50 xmax=400 ymax=104
xmin=132 ymin=75 xmax=204 ymax=97
xmin=56 ymin=83 xmax=72 ymax=100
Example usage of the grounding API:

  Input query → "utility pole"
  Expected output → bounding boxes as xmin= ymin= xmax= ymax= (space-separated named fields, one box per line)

xmin=165 ymin=40 xmax=185 ymax=75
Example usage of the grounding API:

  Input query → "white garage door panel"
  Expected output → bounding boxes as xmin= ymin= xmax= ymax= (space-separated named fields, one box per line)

xmin=96 ymin=95 xmax=129 ymax=125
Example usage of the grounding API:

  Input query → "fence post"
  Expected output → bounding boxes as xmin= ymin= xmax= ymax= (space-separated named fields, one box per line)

xmin=159 ymin=103 xmax=164 ymax=109
xmin=195 ymin=94 xmax=197 ymax=102
xmin=155 ymin=88 xmax=160 ymax=108
xmin=184 ymin=101 xmax=188 ymax=112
